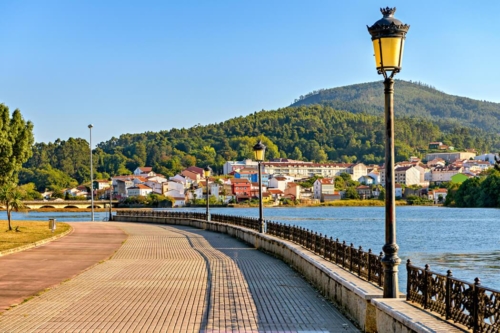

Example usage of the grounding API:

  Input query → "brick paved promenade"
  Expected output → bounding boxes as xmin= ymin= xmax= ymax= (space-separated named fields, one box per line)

xmin=0 ymin=222 xmax=358 ymax=332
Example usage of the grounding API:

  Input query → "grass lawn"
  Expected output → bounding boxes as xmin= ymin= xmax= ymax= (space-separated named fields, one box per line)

xmin=0 ymin=220 xmax=71 ymax=252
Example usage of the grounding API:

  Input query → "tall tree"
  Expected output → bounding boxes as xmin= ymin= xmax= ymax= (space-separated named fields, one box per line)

xmin=0 ymin=105 xmax=34 ymax=186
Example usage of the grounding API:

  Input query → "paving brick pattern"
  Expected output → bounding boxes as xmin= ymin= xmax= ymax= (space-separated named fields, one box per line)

xmin=0 ymin=222 xmax=358 ymax=332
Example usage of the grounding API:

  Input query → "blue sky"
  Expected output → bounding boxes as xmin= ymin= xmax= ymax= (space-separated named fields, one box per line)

xmin=1 ymin=0 xmax=499 ymax=145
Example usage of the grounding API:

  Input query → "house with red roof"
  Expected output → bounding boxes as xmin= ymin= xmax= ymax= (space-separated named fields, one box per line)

xmin=128 ymin=184 xmax=153 ymax=197
xmin=313 ymin=178 xmax=336 ymax=202
xmin=134 ymin=167 xmax=156 ymax=177
xmin=230 ymin=179 xmax=251 ymax=201
xmin=428 ymin=188 xmax=448 ymax=204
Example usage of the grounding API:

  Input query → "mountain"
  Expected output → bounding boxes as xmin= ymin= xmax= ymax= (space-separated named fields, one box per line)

xmin=20 ymin=81 xmax=500 ymax=191
xmin=291 ymin=80 xmax=500 ymax=134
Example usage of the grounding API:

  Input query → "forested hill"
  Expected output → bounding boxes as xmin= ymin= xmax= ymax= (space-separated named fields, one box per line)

xmin=21 ymin=100 xmax=499 ymax=192
xmin=291 ymin=80 xmax=500 ymax=134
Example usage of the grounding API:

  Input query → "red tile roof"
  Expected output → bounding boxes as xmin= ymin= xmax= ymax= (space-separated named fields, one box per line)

xmin=231 ymin=179 xmax=250 ymax=184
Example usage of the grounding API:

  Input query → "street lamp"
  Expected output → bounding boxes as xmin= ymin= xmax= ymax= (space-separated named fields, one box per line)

xmin=88 ymin=124 xmax=94 ymax=222
xmin=108 ymin=177 xmax=113 ymax=221
xmin=204 ymin=165 xmax=212 ymax=221
xmin=253 ymin=140 xmax=266 ymax=233
xmin=368 ymin=7 xmax=409 ymax=298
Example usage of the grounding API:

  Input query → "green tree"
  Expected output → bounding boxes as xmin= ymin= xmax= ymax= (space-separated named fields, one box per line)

xmin=18 ymin=183 xmax=42 ymax=200
xmin=478 ymin=172 xmax=500 ymax=207
xmin=454 ymin=177 xmax=482 ymax=207
xmin=0 ymin=105 xmax=34 ymax=186
xmin=0 ymin=184 xmax=26 ymax=231
xmin=290 ymin=147 xmax=303 ymax=160
xmin=344 ymin=186 xmax=360 ymax=199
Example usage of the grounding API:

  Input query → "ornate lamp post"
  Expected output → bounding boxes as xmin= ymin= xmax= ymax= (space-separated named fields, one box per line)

xmin=204 ymin=165 xmax=212 ymax=221
xmin=368 ymin=7 xmax=409 ymax=298
xmin=253 ymin=140 xmax=266 ymax=233
xmin=88 ymin=124 xmax=94 ymax=222
xmin=108 ymin=178 xmax=113 ymax=221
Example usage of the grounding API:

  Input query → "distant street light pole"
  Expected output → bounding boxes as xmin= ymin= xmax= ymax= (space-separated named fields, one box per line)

xmin=108 ymin=177 xmax=113 ymax=221
xmin=253 ymin=140 xmax=266 ymax=233
xmin=204 ymin=166 xmax=212 ymax=221
xmin=368 ymin=7 xmax=409 ymax=298
xmin=88 ymin=124 xmax=94 ymax=222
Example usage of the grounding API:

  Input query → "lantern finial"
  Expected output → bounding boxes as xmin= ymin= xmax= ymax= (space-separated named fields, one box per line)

xmin=380 ymin=7 xmax=396 ymax=17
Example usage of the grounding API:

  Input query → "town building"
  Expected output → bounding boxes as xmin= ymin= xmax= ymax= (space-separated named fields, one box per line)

xmin=263 ymin=162 xmax=358 ymax=178
xmin=394 ymin=166 xmax=421 ymax=186
xmin=133 ymin=167 xmax=156 ymax=177
xmin=356 ymin=185 xmax=372 ymax=199
xmin=425 ymin=152 xmax=476 ymax=163
xmin=223 ymin=159 xmax=258 ymax=174
xmin=428 ymin=188 xmax=448 ymax=204
xmin=128 ymin=184 xmax=153 ymax=197
xmin=230 ymin=179 xmax=251 ymax=201
xmin=431 ymin=165 xmax=463 ymax=184
xmin=313 ymin=178 xmax=335 ymax=202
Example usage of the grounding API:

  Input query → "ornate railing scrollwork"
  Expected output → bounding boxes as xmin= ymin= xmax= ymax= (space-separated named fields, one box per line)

xmin=407 ymin=260 xmax=500 ymax=333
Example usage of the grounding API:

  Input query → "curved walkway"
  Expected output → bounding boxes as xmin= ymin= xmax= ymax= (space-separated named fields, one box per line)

xmin=0 ymin=222 xmax=359 ymax=332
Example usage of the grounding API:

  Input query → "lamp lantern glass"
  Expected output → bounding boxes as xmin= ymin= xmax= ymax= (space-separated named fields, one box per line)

xmin=204 ymin=166 xmax=212 ymax=178
xmin=367 ymin=7 xmax=409 ymax=76
xmin=253 ymin=141 xmax=266 ymax=162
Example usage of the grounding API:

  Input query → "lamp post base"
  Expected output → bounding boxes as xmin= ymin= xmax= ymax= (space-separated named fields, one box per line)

xmin=382 ymin=243 xmax=401 ymax=298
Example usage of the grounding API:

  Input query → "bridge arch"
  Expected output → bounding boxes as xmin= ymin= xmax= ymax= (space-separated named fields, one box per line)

xmin=39 ymin=205 xmax=56 ymax=209
xmin=64 ymin=205 xmax=80 ymax=209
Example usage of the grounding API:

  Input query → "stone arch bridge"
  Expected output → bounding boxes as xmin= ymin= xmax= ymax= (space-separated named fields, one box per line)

xmin=11 ymin=200 xmax=119 ymax=210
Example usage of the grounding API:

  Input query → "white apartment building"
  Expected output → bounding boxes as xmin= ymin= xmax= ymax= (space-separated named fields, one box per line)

xmin=223 ymin=159 xmax=258 ymax=174
xmin=425 ymin=152 xmax=476 ymax=163
xmin=394 ymin=166 xmax=421 ymax=186
xmin=431 ymin=166 xmax=463 ymax=183
xmin=128 ymin=184 xmax=153 ymax=197
xmin=475 ymin=153 xmax=499 ymax=165
xmin=263 ymin=162 xmax=355 ymax=178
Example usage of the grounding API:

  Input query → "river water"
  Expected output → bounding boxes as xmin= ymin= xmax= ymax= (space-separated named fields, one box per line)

xmin=5 ymin=206 xmax=499 ymax=291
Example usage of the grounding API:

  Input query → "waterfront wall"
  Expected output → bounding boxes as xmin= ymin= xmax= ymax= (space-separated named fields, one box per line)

xmin=115 ymin=215 xmax=468 ymax=333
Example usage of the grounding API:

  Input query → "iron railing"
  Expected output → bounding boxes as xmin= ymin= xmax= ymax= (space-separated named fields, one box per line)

xmin=116 ymin=210 xmax=384 ymax=286
xmin=407 ymin=260 xmax=500 ymax=333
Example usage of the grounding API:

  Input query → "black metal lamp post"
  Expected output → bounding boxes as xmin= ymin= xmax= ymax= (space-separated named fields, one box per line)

xmin=88 ymin=124 xmax=94 ymax=222
xmin=108 ymin=178 xmax=113 ymax=221
xmin=253 ymin=141 xmax=266 ymax=233
xmin=204 ymin=166 xmax=212 ymax=221
xmin=368 ymin=7 xmax=409 ymax=298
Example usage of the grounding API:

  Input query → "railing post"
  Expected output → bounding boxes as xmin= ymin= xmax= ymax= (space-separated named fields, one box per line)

xmin=349 ymin=243 xmax=354 ymax=271
xmin=379 ymin=252 xmax=383 ymax=287
xmin=368 ymin=249 xmax=373 ymax=282
xmin=335 ymin=238 xmax=339 ymax=264
xmin=358 ymin=246 xmax=362 ymax=276
xmin=424 ymin=264 xmax=430 ymax=309
xmin=342 ymin=241 xmax=346 ymax=268
xmin=318 ymin=233 xmax=323 ymax=256
xmin=473 ymin=277 xmax=480 ymax=333
xmin=446 ymin=270 xmax=452 ymax=320
xmin=406 ymin=259 xmax=411 ymax=301
xmin=328 ymin=237 xmax=333 ymax=260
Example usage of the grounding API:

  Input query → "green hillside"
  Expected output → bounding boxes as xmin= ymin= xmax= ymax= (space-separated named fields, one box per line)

xmin=291 ymin=80 xmax=500 ymax=134
xmin=20 ymin=80 xmax=500 ymax=192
